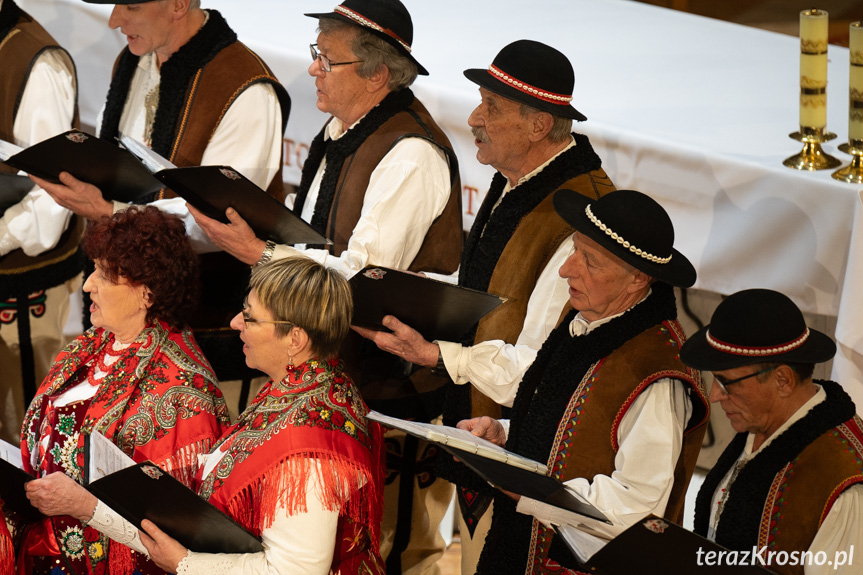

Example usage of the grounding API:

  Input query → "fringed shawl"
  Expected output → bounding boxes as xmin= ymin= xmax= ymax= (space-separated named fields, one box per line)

xmin=199 ymin=358 xmax=384 ymax=550
xmin=0 ymin=511 xmax=11 ymax=575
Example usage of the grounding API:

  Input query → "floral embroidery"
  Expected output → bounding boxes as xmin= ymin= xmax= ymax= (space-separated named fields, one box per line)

xmin=59 ymin=525 xmax=86 ymax=559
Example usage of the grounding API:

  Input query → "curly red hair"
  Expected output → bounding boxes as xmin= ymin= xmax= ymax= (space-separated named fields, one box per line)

xmin=82 ymin=206 xmax=199 ymax=328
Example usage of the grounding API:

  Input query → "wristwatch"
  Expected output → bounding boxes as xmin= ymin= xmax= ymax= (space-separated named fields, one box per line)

xmin=255 ymin=239 xmax=276 ymax=267
xmin=430 ymin=345 xmax=447 ymax=376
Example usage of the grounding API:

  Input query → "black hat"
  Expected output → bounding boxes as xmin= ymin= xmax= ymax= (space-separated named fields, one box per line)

xmin=464 ymin=40 xmax=586 ymax=121
xmin=680 ymin=289 xmax=836 ymax=371
xmin=82 ymin=0 xmax=150 ymax=3
xmin=305 ymin=0 xmax=428 ymax=76
xmin=553 ymin=189 xmax=696 ymax=288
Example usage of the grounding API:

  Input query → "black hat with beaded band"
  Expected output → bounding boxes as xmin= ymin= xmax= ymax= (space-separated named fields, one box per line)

xmin=552 ymin=189 xmax=696 ymax=288
xmin=305 ymin=0 xmax=428 ymax=76
xmin=680 ymin=288 xmax=836 ymax=371
xmin=464 ymin=39 xmax=586 ymax=121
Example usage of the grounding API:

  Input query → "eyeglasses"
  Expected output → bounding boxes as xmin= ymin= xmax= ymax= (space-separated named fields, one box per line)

xmin=712 ymin=366 xmax=778 ymax=395
xmin=241 ymin=303 xmax=294 ymax=327
xmin=310 ymin=43 xmax=362 ymax=73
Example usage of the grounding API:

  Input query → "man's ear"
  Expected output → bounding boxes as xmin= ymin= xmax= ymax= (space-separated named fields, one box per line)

xmin=773 ymin=364 xmax=797 ymax=397
xmin=365 ymin=65 xmax=391 ymax=93
xmin=528 ymin=111 xmax=554 ymax=143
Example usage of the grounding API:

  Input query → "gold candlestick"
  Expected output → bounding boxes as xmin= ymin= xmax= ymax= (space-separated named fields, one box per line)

xmin=832 ymin=22 xmax=863 ymax=182
xmin=785 ymin=9 xmax=840 ymax=170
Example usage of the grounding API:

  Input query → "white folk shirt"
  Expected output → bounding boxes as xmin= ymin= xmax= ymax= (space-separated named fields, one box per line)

xmin=270 ymin=113 xmax=451 ymax=279
xmin=0 ymin=39 xmax=76 ymax=257
xmin=707 ymin=385 xmax=863 ymax=575
xmin=431 ymin=138 xmax=577 ymax=407
xmin=107 ymin=42 xmax=283 ymax=254
xmin=512 ymin=300 xmax=693 ymax=563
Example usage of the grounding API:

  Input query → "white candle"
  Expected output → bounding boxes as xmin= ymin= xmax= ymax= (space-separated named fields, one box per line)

xmin=799 ymin=9 xmax=829 ymax=129
xmin=850 ymin=22 xmax=863 ymax=141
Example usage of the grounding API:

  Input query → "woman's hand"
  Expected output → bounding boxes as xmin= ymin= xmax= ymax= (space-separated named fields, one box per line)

xmin=139 ymin=519 xmax=189 ymax=572
xmin=24 ymin=472 xmax=98 ymax=522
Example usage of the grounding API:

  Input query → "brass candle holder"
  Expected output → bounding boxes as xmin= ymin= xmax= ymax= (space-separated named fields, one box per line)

xmin=832 ymin=141 xmax=863 ymax=183
xmin=783 ymin=127 xmax=841 ymax=170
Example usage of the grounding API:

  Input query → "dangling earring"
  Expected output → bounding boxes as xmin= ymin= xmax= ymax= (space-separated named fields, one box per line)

xmin=287 ymin=355 xmax=294 ymax=370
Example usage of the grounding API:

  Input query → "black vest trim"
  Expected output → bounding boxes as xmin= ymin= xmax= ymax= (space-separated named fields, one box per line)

xmin=476 ymin=284 xmax=678 ymax=575
xmin=293 ymin=88 xmax=416 ymax=238
xmin=693 ymin=379 xmax=856 ymax=551
xmin=0 ymin=0 xmax=21 ymax=42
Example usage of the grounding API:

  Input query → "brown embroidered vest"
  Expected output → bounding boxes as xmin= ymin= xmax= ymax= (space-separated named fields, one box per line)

xmin=469 ymin=169 xmax=614 ymax=421
xmin=523 ymin=320 xmax=709 ymax=573
xmin=696 ymin=381 xmax=863 ymax=575
xmin=322 ymin=98 xmax=462 ymax=274
xmin=0 ymin=1 xmax=82 ymax=296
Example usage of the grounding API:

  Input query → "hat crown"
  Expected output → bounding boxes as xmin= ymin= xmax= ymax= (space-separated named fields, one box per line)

xmin=708 ymin=289 xmax=809 ymax=352
xmin=587 ymin=190 xmax=675 ymax=261
xmin=335 ymin=0 xmax=414 ymax=46
xmin=489 ymin=40 xmax=574 ymax=101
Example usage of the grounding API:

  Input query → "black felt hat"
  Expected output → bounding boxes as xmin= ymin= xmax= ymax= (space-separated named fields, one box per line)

xmin=553 ymin=189 xmax=696 ymax=288
xmin=306 ymin=0 xmax=428 ymax=76
xmin=464 ymin=39 xmax=586 ymax=121
xmin=680 ymin=289 xmax=836 ymax=371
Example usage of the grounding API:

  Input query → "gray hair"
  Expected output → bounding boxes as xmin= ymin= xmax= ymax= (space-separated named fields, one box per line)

xmin=188 ymin=0 xmax=201 ymax=10
xmin=319 ymin=18 xmax=418 ymax=91
xmin=519 ymin=103 xmax=573 ymax=144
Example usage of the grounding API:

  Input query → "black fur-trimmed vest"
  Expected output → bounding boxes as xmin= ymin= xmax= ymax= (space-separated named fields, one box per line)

xmin=477 ymin=285 xmax=710 ymax=574
xmin=694 ymin=380 xmax=863 ymax=575
xmin=0 ymin=0 xmax=82 ymax=299
xmin=97 ymin=10 xmax=291 ymax=380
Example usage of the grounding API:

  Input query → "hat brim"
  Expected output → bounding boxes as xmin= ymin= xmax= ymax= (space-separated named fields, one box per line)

xmin=305 ymin=12 xmax=429 ymax=76
xmin=463 ymin=68 xmax=587 ymax=122
xmin=553 ymin=190 xmax=696 ymax=287
xmin=680 ymin=324 xmax=837 ymax=371
xmin=82 ymin=0 xmax=149 ymax=3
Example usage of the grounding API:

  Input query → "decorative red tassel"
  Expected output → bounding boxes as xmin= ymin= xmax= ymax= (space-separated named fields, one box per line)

xmin=108 ymin=541 xmax=136 ymax=575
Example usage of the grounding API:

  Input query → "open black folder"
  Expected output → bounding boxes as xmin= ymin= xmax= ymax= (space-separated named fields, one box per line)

xmin=0 ymin=438 xmax=41 ymax=522
xmin=366 ymin=411 xmax=610 ymax=525
xmin=0 ymin=172 xmax=35 ymax=214
xmin=118 ymin=136 xmax=329 ymax=246
xmin=82 ymin=433 xmax=263 ymax=554
xmin=0 ymin=130 xmax=162 ymax=202
xmin=350 ymin=266 xmax=505 ymax=342
xmin=565 ymin=515 xmax=776 ymax=574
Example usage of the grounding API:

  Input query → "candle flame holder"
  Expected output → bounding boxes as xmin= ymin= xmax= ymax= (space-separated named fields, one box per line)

xmin=832 ymin=140 xmax=863 ymax=183
xmin=783 ymin=126 xmax=841 ymax=170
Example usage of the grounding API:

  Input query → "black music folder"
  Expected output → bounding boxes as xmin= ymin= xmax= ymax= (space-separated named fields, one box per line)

xmin=0 ymin=439 xmax=41 ymax=522
xmin=0 ymin=130 xmax=161 ymax=202
xmin=350 ymin=266 xmax=505 ymax=342
xmin=86 ymin=462 xmax=263 ymax=554
xmin=567 ymin=515 xmax=776 ymax=574
xmin=367 ymin=411 xmax=610 ymax=525
xmin=0 ymin=172 xmax=35 ymax=214
xmin=155 ymin=166 xmax=330 ymax=246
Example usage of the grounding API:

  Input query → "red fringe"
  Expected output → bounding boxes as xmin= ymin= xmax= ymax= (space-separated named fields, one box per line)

xmin=224 ymin=449 xmax=384 ymax=551
xmin=0 ymin=526 xmax=13 ymax=575
xmin=161 ymin=438 xmax=215 ymax=488
xmin=108 ymin=542 xmax=136 ymax=575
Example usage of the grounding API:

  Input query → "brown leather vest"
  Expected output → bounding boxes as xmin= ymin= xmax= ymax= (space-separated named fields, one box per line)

xmin=526 ymin=320 xmax=709 ymax=573
xmin=323 ymin=98 xmax=462 ymax=275
xmin=744 ymin=416 xmax=863 ymax=575
xmin=470 ymin=169 xmax=615 ymax=420
xmin=0 ymin=5 xmax=82 ymax=294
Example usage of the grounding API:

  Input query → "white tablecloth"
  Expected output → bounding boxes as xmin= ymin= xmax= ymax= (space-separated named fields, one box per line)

xmin=17 ymin=0 xmax=863 ymax=407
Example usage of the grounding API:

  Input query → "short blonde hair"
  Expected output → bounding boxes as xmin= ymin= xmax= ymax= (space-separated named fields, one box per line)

xmin=249 ymin=257 xmax=353 ymax=359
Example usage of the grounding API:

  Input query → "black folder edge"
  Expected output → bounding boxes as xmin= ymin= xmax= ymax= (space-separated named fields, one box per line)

xmin=153 ymin=166 xmax=331 ymax=246
xmin=3 ymin=130 xmax=162 ymax=202
xmin=349 ymin=265 xmax=506 ymax=341
xmin=86 ymin=462 xmax=263 ymax=554
xmin=574 ymin=515 xmax=777 ymax=574
xmin=0 ymin=458 xmax=41 ymax=522
xmin=0 ymin=173 xmax=35 ymax=214
xmin=439 ymin=444 xmax=611 ymax=525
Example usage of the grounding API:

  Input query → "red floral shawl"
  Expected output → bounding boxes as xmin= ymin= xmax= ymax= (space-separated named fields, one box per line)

xmin=1 ymin=508 xmax=11 ymax=575
xmin=18 ymin=321 xmax=230 ymax=575
xmin=198 ymin=358 xmax=384 ymax=551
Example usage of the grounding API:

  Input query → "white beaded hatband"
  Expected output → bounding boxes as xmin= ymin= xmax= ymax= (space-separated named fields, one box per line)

xmin=487 ymin=65 xmax=573 ymax=104
xmin=705 ymin=329 xmax=810 ymax=356
xmin=584 ymin=204 xmax=672 ymax=264
xmin=334 ymin=6 xmax=412 ymax=52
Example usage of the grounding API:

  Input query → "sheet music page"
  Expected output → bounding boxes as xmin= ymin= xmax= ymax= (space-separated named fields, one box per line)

xmin=118 ymin=134 xmax=177 ymax=173
xmin=0 ymin=437 xmax=24 ymax=470
xmin=0 ymin=138 xmax=24 ymax=163
xmin=88 ymin=431 xmax=136 ymax=483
